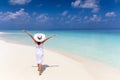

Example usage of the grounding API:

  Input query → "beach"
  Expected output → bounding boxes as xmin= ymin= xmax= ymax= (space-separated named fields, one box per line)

xmin=0 ymin=0 xmax=120 ymax=79
xmin=0 ymin=40 xmax=120 ymax=80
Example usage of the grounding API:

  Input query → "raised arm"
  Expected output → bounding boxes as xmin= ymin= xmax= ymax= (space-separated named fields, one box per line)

xmin=22 ymin=30 xmax=36 ymax=42
xmin=41 ymin=34 xmax=57 ymax=44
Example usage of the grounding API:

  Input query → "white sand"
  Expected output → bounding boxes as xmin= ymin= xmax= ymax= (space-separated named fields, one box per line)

xmin=0 ymin=40 xmax=120 ymax=80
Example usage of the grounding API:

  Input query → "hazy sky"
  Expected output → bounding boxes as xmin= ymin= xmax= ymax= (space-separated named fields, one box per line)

xmin=0 ymin=0 xmax=120 ymax=30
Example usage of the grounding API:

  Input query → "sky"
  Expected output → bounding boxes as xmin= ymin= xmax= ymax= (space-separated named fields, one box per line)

xmin=0 ymin=0 xmax=120 ymax=30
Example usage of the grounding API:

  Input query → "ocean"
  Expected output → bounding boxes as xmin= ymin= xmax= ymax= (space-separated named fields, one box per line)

xmin=0 ymin=30 xmax=120 ymax=69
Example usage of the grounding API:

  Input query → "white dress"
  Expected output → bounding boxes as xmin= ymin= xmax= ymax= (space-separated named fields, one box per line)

xmin=36 ymin=44 xmax=44 ymax=64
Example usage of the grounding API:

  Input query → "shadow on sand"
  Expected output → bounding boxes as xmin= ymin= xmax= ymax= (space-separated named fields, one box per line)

xmin=42 ymin=64 xmax=59 ymax=73
xmin=32 ymin=64 xmax=59 ymax=73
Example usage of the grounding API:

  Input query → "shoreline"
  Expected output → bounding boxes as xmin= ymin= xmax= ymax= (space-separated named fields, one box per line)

xmin=2 ymin=38 xmax=120 ymax=70
xmin=1 ymin=38 xmax=120 ymax=68
xmin=1 ymin=30 xmax=120 ymax=70
xmin=0 ymin=39 xmax=120 ymax=80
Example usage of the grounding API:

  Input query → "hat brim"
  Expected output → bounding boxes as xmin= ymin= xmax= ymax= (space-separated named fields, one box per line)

xmin=34 ymin=33 xmax=46 ymax=42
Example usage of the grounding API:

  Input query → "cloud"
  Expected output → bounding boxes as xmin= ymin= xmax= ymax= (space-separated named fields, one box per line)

xmin=71 ymin=0 xmax=99 ymax=13
xmin=0 ymin=9 xmax=53 ymax=28
xmin=71 ymin=0 xmax=81 ymax=8
xmin=83 ymin=15 xmax=101 ymax=22
xmin=84 ymin=16 xmax=89 ymax=20
xmin=105 ymin=12 xmax=116 ymax=17
xmin=92 ymin=7 xmax=99 ymax=13
xmin=69 ymin=15 xmax=77 ymax=21
xmin=9 ymin=0 xmax=31 ymax=5
xmin=0 ymin=8 xmax=30 ymax=22
xmin=36 ymin=14 xmax=50 ymax=23
xmin=61 ymin=11 xmax=68 ymax=16
xmin=90 ymin=14 xmax=101 ymax=22
xmin=64 ymin=15 xmax=81 ymax=23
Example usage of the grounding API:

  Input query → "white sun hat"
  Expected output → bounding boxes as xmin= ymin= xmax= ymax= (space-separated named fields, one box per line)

xmin=34 ymin=33 xmax=46 ymax=42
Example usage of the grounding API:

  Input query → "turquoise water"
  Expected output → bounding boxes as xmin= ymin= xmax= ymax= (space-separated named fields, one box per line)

xmin=0 ymin=30 xmax=120 ymax=69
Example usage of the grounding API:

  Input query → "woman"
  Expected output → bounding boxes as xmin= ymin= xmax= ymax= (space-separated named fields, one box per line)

xmin=22 ymin=30 xmax=56 ymax=75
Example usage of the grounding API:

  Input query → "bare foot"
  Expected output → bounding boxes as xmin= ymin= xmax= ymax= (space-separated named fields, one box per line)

xmin=39 ymin=71 xmax=41 ymax=75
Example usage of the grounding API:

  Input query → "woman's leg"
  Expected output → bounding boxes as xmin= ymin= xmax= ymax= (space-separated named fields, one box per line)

xmin=37 ymin=64 xmax=42 ymax=75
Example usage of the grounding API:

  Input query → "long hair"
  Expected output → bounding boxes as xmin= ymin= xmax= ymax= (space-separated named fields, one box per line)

xmin=36 ymin=42 xmax=41 ymax=45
